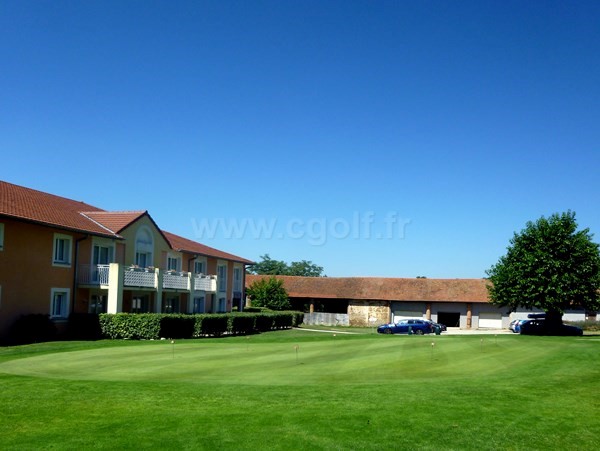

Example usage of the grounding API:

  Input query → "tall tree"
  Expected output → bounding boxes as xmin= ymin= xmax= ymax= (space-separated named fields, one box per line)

xmin=486 ymin=211 xmax=600 ymax=329
xmin=247 ymin=254 xmax=325 ymax=277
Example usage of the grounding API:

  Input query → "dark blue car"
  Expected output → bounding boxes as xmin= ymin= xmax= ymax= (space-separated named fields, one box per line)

xmin=377 ymin=319 xmax=433 ymax=335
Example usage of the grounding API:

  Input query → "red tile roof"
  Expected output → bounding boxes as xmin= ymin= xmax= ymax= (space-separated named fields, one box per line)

xmin=82 ymin=211 xmax=147 ymax=234
xmin=246 ymin=275 xmax=490 ymax=303
xmin=162 ymin=230 xmax=254 ymax=264
xmin=1 ymin=180 xmax=253 ymax=264
xmin=0 ymin=180 xmax=118 ymax=237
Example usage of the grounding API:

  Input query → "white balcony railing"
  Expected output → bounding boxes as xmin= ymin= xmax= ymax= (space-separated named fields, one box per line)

xmin=123 ymin=266 xmax=156 ymax=288
xmin=193 ymin=274 xmax=217 ymax=292
xmin=163 ymin=271 xmax=189 ymax=290
xmin=78 ymin=264 xmax=218 ymax=293
xmin=78 ymin=264 xmax=110 ymax=285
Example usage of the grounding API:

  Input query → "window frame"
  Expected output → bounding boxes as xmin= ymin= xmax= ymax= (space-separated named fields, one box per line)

xmin=192 ymin=295 xmax=205 ymax=313
xmin=193 ymin=257 xmax=207 ymax=275
xmin=134 ymin=226 xmax=154 ymax=268
xmin=167 ymin=254 xmax=181 ymax=272
xmin=233 ymin=266 xmax=243 ymax=292
xmin=217 ymin=262 xmax=227 ymax=293
xmin=52 ymin=233 xmax=73 ymax=267
xmin=50 ymin=288 xmax=70 ymax=320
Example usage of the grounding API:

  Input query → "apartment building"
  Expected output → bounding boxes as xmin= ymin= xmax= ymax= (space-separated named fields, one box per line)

xmin=0 ymin=180 xmax=252 ymax=339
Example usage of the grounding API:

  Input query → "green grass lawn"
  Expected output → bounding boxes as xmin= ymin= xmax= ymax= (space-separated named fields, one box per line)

xmin=1 ymin=330 xmax=599 ymax=450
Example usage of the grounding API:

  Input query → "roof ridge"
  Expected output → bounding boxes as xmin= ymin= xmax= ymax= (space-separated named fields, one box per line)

xmin=83 ymin=210 xmax=147 ymax=215
xmin=79 ymin=212 xmax=119 ymax=236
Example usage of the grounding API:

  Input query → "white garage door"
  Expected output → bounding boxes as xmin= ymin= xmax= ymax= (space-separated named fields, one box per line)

xmin=479 ymin=312 xmax=502 ymax=328
xmin=393 ymin=310 xmax=423 ymax=323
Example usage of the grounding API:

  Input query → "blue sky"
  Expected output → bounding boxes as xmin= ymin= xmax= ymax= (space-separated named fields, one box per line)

xmin=2 ymin=1 xmax=599 ymax=278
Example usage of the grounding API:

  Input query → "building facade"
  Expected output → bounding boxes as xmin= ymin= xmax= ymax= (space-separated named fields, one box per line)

xmin=0 ymin=180 xmax=252 ymax=339
xmin=246 ymin=275 xmax=592 ymax=328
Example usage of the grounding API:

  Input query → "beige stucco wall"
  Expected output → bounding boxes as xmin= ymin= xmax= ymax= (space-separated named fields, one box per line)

xmin=118 ymin=216 xmax=171 ymax=268
xmin=348 ymin=300 xmax=390 ymax=327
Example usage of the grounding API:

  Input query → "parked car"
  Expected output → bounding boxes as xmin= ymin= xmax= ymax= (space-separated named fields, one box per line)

xmin=426 ymin=320 xmax=446 ymax=332
xmin=519 ymin=319 xmax=583 ymax=336
xmin=509 ymin=319 xmax=528 ymax=333
xmin=377 ymin=319 xmax=433 ymax=335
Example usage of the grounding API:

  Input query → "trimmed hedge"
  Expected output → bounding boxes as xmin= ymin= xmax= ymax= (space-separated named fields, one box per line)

xmin=98 ymin=311 xmax=304 ymax=340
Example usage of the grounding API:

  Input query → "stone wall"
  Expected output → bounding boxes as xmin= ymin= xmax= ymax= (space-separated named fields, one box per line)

xmin=348 ymin=300 xmax=390 ymax=327
xmin=303 ymin=312 xmax=349 ymax=326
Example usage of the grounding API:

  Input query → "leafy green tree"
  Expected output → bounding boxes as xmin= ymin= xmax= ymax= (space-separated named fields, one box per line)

xmin=247 ymin=254 xmax=289 ymax=275
xmin=247 ymin=254 xmax=325 ymax=277
xmin=246 ymin=276 xmax=291 ymax=310
xmin=487 ymin=211 xmax=600 ymax=329
xmin=288 ymin=260 xmax=324 ymax=277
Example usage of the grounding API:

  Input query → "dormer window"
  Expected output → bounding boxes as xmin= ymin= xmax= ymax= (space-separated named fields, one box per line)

xmin=134 ymin=227 xmax=154 ymax=268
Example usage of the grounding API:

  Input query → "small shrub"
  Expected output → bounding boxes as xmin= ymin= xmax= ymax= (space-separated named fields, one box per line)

xmin=160 ymin=315 xmax=195 ymax=339
xmin=194 ymin=314 xmax=229 ymax=337
xmin=228 ymin=314 xmax=256 ymax=335
xmin=10 ymin=314 xmax=57 ymax=344
xmin=246 ymin=277 xmax=291 ymax=310
xmin=67 ymin=313 xmax=102 ymax=340
xmin=566 ymin=320 xmax=600 ymax=332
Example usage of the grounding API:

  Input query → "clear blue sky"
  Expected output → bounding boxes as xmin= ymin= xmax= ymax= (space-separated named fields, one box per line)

xmin=2 ymin=1 xmax=599 ymax=278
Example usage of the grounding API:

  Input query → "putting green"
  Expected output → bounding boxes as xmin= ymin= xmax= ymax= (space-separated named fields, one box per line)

xmin=0 ymin=335 xmax=545 ymax=385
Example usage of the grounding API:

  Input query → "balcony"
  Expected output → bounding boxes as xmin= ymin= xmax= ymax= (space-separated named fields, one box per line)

xmin=78 ymin=264 xmax=110 ymax=286
xmin=163 ymin=271 xmax=189 ymax=290
xmin=78 ymin=264 xmax=217 ymax=292
xmin=193 ymin=274 xmax=217 ymax=292
xmin=124 ymin=266 xmax=156 ymax=288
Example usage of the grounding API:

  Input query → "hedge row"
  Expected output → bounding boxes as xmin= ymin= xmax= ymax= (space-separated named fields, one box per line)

xmin=97 ymin=311 xmax=304 ymax=340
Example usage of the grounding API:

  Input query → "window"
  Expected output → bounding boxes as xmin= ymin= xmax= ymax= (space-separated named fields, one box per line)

xmin=233 ymin=267 xmax=243 ymax=292
xmin=131 ymin=296 xmax=150 ymax=313
xmin=193 ymin=296 xmax=205 ymax=313
xmin=218 ymin=297 xmax=226 ymax=313
xmin=194 ymin=258 xmax=206 ymax=274
xmin=50 ymin=288 xmax=70 ymax=319
xmin=163 ymin=297 xmax=179 ymax=313
xmin=53 ymin=234 xmax=73 ymax=266
xmin=93 ymin=243 xmax=113 ymax=265
xmin=217 ymin=263 xmax=227 ymax=292
xmin=0 ymin=223 xmax=4 ymax=251
xmin=92 ymin=242 xmax=114 ymax=283
xmin=89 ymin=294 xmax=107 ymax=314
xmin=167 ymin=255 xmax=181 ymax=271
xmin=134 ymin=227 xmax=153 ymax=268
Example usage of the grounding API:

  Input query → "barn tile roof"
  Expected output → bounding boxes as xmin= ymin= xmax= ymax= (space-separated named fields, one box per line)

xmin=246 ymin=275 xmax=490 ymax=303
xmin=162 ymin=230 xmax=253 ymax=264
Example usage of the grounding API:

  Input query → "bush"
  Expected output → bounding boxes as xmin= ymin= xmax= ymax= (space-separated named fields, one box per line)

xmin=9 ymin=314 xmax=57 ymax=344
xmin=99 ymin=313 xmax=162 ymax=340
xmin=194 ymin=314 xmax=229 ymax=337
xmin=228 ymin=314 xmax=256 ymax=335
xmin=246 ymin=277 xmax=291 ymax=310
xmin=160 ymin=315 xmax=196 ymax=339
xmin=97 ymin=311 xmax=305 ymax=340
xmin=67 ymin=313 xmax=102 ymax=340
xmin=243 ymin=307 xmax=267 ymax=313
xmin=566 ymin=320 xmax=600 ymax=332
